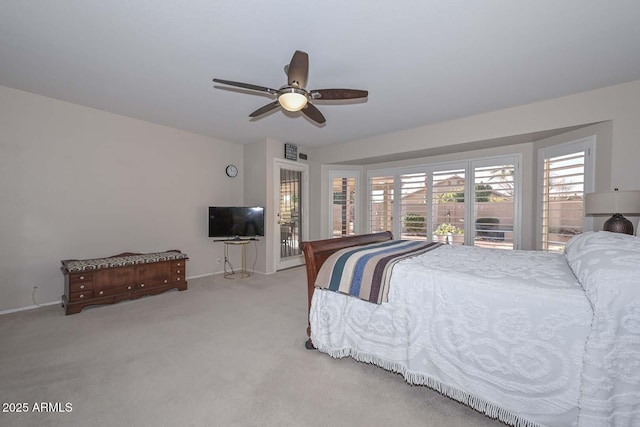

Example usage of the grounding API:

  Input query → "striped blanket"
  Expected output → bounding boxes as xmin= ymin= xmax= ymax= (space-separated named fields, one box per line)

xmin=314 ymin=240 xmax=442 ymax=304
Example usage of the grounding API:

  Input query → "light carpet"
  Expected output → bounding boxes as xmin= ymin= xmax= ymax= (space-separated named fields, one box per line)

xmin=0 ymin=266 xmax=502 ymax=427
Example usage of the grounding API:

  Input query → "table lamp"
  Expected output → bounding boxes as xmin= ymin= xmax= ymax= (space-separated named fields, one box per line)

xmin=585 ymin=189 xmax=640 ymax=235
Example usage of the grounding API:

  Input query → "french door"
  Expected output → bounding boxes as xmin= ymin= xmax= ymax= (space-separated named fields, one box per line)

xmin=274 ymin=160 xmax=308 ymax=270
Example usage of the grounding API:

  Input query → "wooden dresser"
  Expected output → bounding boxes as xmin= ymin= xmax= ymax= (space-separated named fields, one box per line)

xmin=61 ymin=250 xmax=188 ymax=315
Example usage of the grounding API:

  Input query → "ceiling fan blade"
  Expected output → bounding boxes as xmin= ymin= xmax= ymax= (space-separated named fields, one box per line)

xmin=249 ymin=101 xmax=281 ymax=118
xmin=287 ymin=50 xmax=309 ymax=88
xmin=311 ymin=89 xmax=368 ymax=100
xmin=213 ymin=79 xmax=278 ymax=95
xmin=301 ymin=102 xmax=326 ymax=124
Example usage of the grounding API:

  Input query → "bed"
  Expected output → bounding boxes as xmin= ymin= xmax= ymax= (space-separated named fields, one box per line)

xmin=301 ymin=231 xmax=640 ymax=427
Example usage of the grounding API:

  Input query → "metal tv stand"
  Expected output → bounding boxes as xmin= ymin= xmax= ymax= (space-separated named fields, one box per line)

xmin=223 ymin=238 xmax=253 ymax=279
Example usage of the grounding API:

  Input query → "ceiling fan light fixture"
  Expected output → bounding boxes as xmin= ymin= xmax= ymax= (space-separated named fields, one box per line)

xmin=278 ymin=88 xmax=308 ymax=112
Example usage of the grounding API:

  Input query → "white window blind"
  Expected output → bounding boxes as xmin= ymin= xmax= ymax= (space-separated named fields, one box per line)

xmin=369 ymin=175 xmax=394 ymax=234
xmin=538 ymin=137 xmax=595 ymax=253
xmin=473 ymin=163 xmax=515 ymax=249
xmin=399 ymin=172 xmax=428 ymax=240
xmin=366 ymin=155 xmax=521 ymax=249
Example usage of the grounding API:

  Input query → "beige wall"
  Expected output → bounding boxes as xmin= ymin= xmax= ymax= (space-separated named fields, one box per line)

xmin=3 ymin=79 xmax=639 ymax=312
xmin=0 ymin=85 xmax=244 ymax=312
xmin=242 ymin=138 xmax=281 ymax=274
xmin=310 ymin=80 xmax=640 ymax=245
xmin=242 ymin=140 xmax=269 ymax=273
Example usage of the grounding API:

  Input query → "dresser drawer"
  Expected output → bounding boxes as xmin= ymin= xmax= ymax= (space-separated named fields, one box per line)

xmin=69 ymin=290 xmax=93 ymax=302
xmin=93 ymin=284 xmax=132 ymax=298
xmin=69 ymin=281 xmax=93 ymax=293
xmin=172 ymin=261 xmax=185 ymax=282
xmin=137 ymin=277 xmax=172 ymax=288
xmin=69 ymin=273 xmax=93 ymax=284
xmin=137 ymin=282 xmax=153 ymax=290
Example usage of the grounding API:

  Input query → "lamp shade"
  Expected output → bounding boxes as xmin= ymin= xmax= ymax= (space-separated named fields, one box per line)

xmin=585 ymin=190 xmax=640 ymax=215
xmin=278 ymin=89 xmax=308 ymax=112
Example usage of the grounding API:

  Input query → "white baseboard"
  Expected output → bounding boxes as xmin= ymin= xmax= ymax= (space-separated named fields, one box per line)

xmin=0 ymin=300 xmax=61 ymax=316
xmin=0 ymin=271 xmax=271 ymax=315
xmin=187 ymin=272 xmax=215 ymax=279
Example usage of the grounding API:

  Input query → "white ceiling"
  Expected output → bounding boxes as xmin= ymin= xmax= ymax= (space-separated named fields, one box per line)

xmin=2 ymin=1 xmax=640 ymax=148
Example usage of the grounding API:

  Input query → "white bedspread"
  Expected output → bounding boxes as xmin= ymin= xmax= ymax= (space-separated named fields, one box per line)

xmin=310 ymin=244 xmax=593 ymax=427
xmin=565 ymin=232 xmax=640 ymax=426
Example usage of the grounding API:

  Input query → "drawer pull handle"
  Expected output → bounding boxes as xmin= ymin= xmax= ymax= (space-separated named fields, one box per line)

xmin=140 ymin=284 xmax=145 ymax=288
xmin=164 ymin=279 xmax=168 ymax=283
xmin=177 ymin=277 xmax=181 ymax=281
xmin=177 ymin=263 xmax=181 ymax=266
xmin=80 ymin=276 xmax=85 ymax=280
xmin=127 ymin=286 xmax=132 ymax=290
xmin=177 ymin=270 xmax=181 ymax=274
xmin=80 ymin=285 xmax=85 ymax=289
xmin=99 ymin=291 xmax=104 ymax=295
xmin=79 ymin=294 xmax=84 ymax=298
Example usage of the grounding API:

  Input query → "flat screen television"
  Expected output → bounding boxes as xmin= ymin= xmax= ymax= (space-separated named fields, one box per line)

xmin=208 ymin=206 xmax=265 ymax=239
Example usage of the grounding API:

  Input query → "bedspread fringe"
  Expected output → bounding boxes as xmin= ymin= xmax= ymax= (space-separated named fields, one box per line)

xmin=317 ymin=344 xmax=540 ymax=427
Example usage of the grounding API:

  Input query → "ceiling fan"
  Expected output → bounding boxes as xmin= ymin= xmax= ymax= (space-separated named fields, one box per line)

xmin=212 ymin=50 xmax=368 ymax=124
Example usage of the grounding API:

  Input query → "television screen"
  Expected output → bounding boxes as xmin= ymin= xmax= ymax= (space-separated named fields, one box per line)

xmin=208 ymin=206 xmax=265 ymax=238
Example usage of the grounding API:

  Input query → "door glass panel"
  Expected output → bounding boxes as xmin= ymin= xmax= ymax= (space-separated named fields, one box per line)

xmin=280 ymin=168 xmax=302 ymax=258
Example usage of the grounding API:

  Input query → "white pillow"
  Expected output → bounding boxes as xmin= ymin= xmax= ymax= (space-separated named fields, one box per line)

xmin=564 ymin=231 xmax=640 ymax=296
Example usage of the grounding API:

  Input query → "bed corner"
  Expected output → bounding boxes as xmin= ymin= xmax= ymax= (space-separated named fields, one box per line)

xmin=300 ymin=231 xmax=394 ymax=349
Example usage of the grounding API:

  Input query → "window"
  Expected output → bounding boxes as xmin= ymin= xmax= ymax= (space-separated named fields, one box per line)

xmin=369 ymin=175 xmax=394 ymax=234
xmin=472 ymin=161 xmax=516 ymax=250
xmin=432 ymin=167 xmax=466 ymax=245
xmin=399 ymin=172 xmax=428 ymax=240
xmin=367 ymin=155 xmax=520 ymax=249
xmin=538 ymin=137 xmax=595 ymax=252
xmin=330 ymin=173 xmax=358 ymax=237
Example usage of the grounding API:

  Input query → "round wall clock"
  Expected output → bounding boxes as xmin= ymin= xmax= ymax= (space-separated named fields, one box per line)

xmin=225 ymin=164 xmax=238 ymax=178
